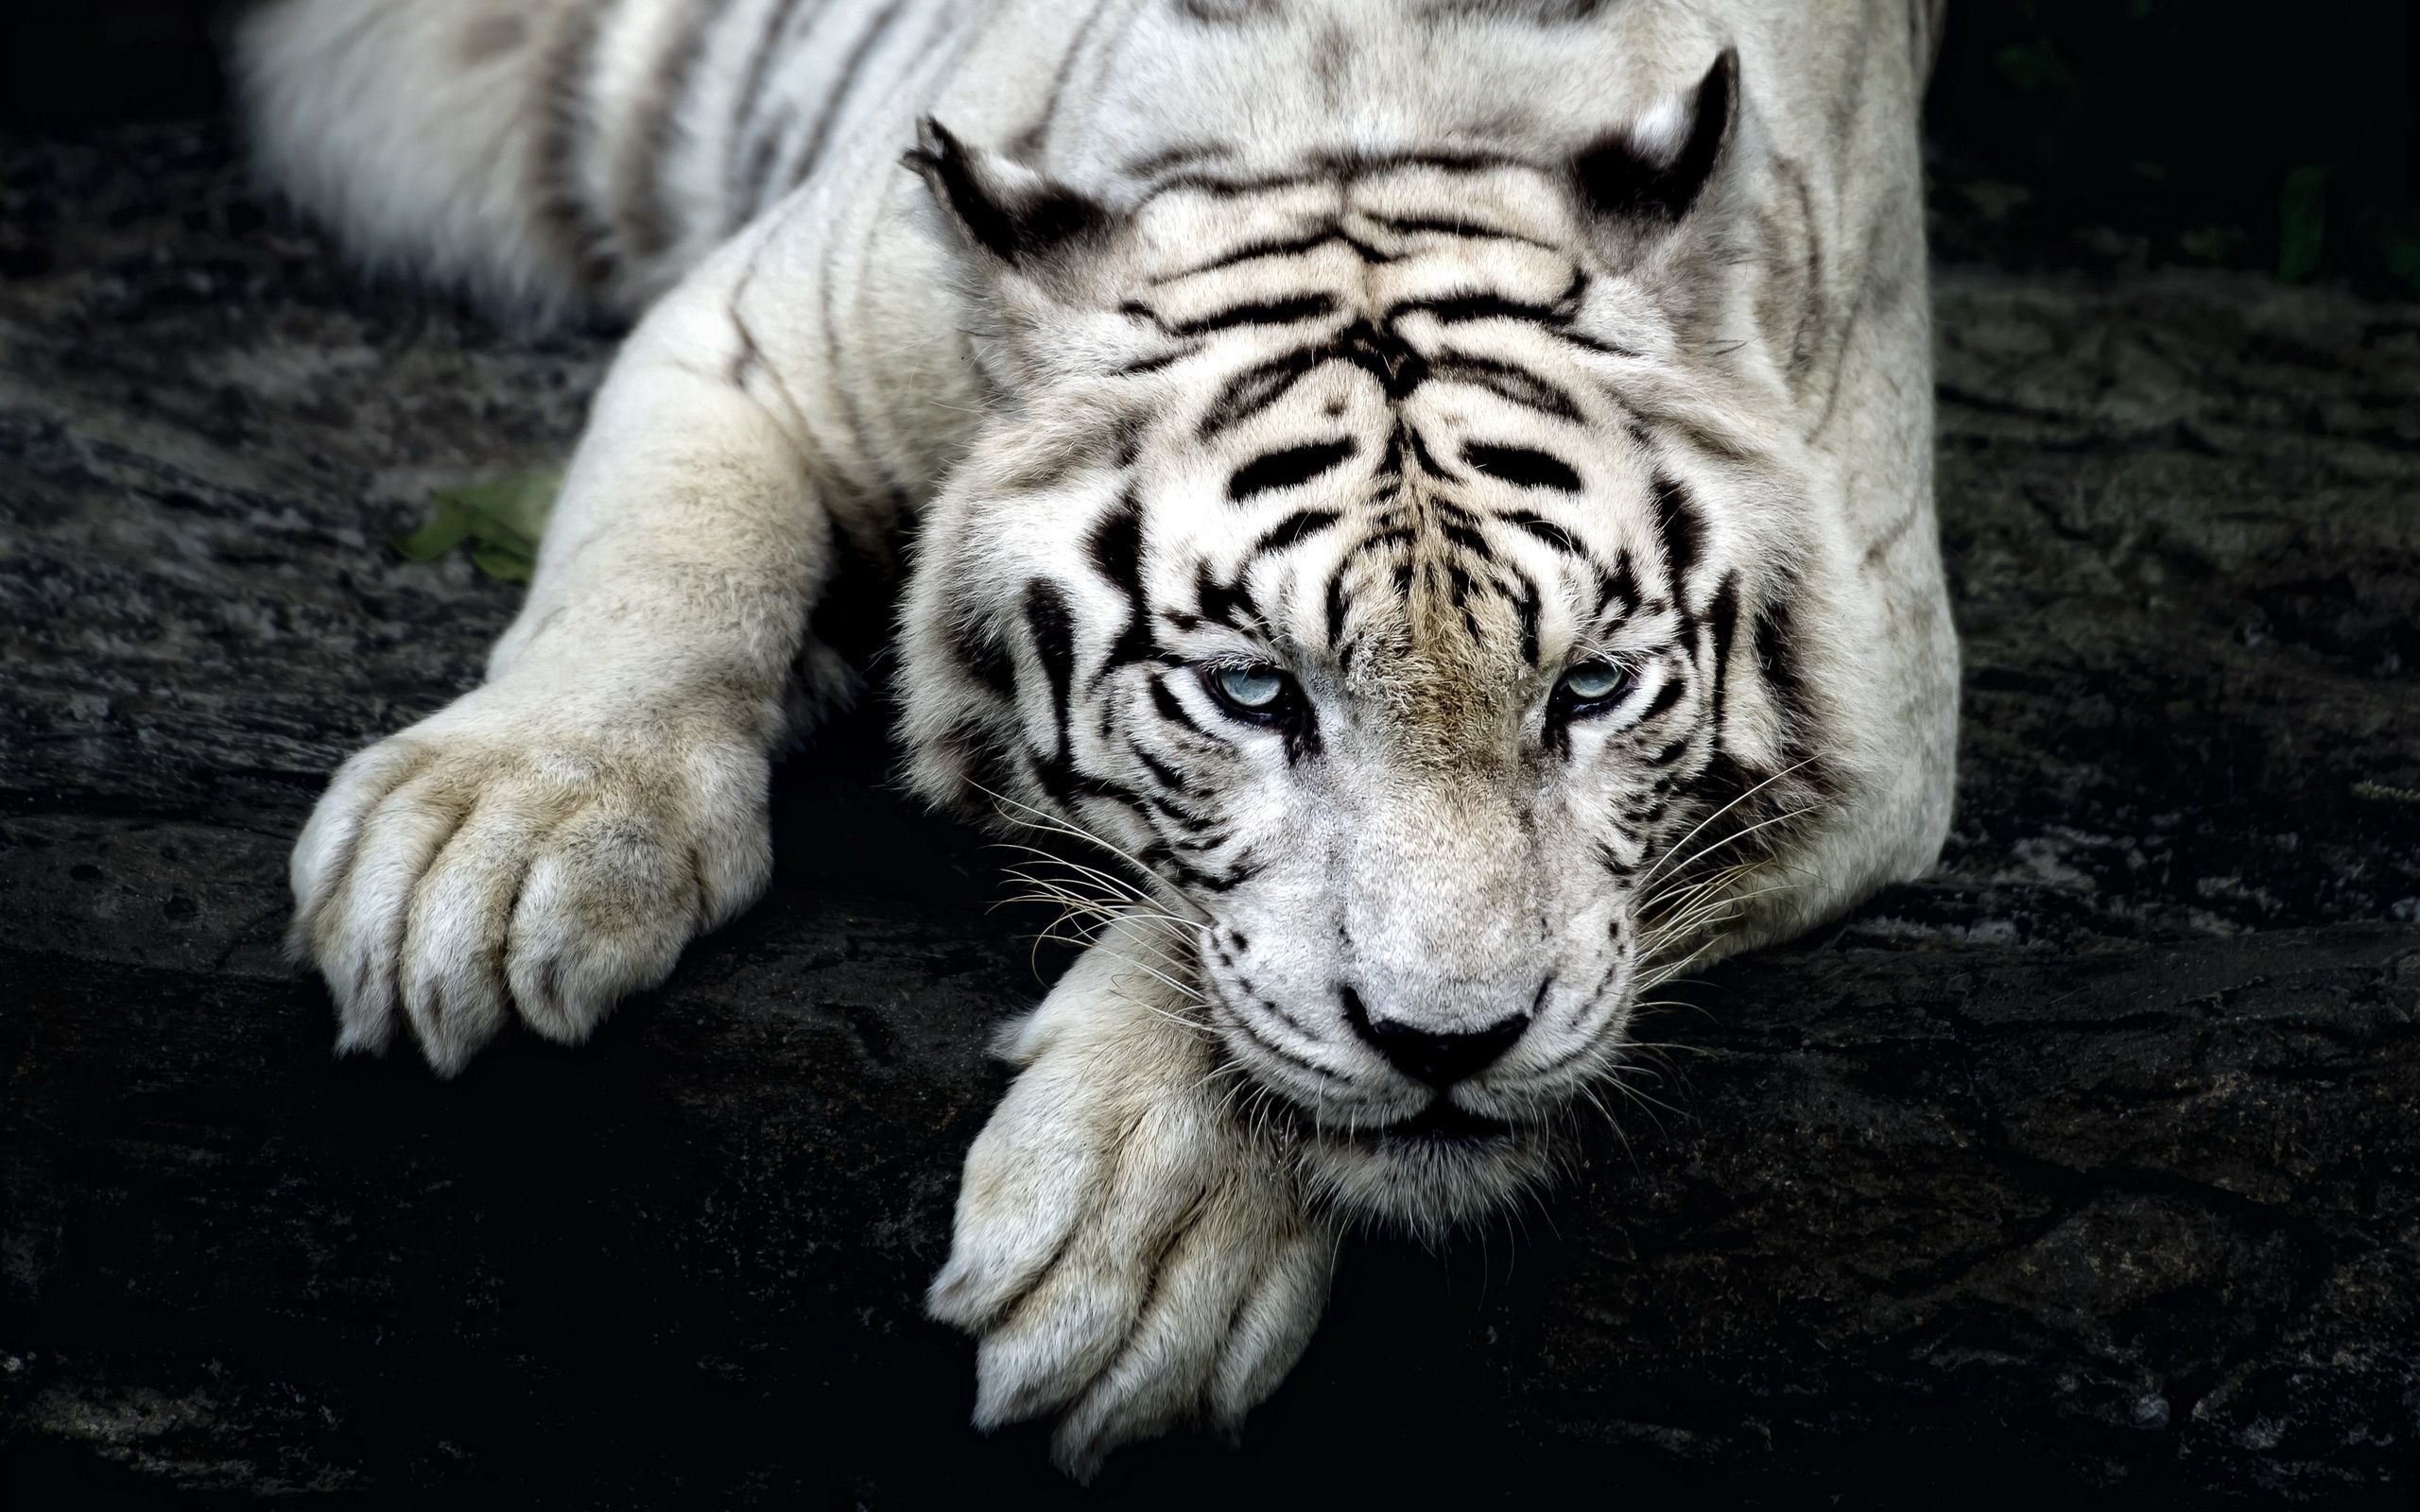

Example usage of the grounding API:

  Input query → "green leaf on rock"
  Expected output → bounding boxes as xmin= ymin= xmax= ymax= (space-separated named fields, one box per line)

xmin=391 ymin=498 xmax=474 ymax=562
xmin=468 ymin=541 xmax=536 ymax=584
xmin=391 ymin=471 xmax=560 ymax=584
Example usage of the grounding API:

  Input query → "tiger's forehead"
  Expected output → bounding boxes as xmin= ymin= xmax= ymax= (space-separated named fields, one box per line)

xmin=1152 ymin=438 xmax=1644 ymax=693
xmin=1087 ymin=168 xmax=1666 ymax=701
xmin=1124 ymin=161 xmax=1590 ymax=300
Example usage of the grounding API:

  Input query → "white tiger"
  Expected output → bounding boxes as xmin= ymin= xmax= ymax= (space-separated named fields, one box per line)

xmin=242 ymin=0 xmax=1956 ymax=1475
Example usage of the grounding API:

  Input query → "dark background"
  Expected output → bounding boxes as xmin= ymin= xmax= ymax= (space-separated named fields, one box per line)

xmin=4 ymin=0 xmax=2415 ymax=291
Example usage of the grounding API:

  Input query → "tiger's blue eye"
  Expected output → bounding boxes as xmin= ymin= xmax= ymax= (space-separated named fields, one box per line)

xmin=1205 ymin=663 xmax=1293 ymax=719
xmin=1556 ymin=662 xmax=1631 ymax=710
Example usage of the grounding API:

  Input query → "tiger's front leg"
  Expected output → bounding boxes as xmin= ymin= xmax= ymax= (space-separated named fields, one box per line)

xmin=290 ymin=228 xmax=873 ymax=1074
xmin=928 ymin=917 xmax=1337 ymax=1480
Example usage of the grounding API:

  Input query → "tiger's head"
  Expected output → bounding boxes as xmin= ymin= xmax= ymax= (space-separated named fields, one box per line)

xmin=900 ymin=51 xmax=1838 ymax=1231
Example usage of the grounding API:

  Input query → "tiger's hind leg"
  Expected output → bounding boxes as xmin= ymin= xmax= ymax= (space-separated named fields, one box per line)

xmin=237 ymin=0 xmax=775 ymax=318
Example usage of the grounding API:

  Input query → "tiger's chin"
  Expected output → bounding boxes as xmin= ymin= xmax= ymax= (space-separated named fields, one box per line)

xmin=1278 ymin=1096 xmax=1560 ymax=1235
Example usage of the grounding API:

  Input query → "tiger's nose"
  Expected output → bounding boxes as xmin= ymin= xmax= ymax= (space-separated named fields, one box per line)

xmin=1340 ymin=985 xmax=1530 ymax=1087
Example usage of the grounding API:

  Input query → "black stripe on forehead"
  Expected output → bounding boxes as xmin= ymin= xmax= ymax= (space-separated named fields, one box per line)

xmin=1162 ymin=292 xmax=1338 ymax=337
xmin=1593 ymin=549 xmax=1639 ymax=619
xmin=1088 ymin=490 xmax=1144 ymax=595
xmin=1427 ymin=352 xmax=1581 ymax=421
xmin=1252 ymin=507 xmax=1344 ymax=555
xmin=1499 ymin=509 xmax=1582 ymax=555
xmin=1191 ymin=560 xmax=1265 ymax=632
xmin=951 ymin=612 xmax=1015 ymax=701
xmin=1087 ymin=490 xmax=1158 ymax=676
xmin=1651 ymin=472 xmax=1704 ymax=601
xmin=1229 ymin=439 xmax=1355 ymax=500
xmin=1167 ymin=229 xmax=1354 ymax=279
xmin=1429 ymin=497 xmax=1491 ymax=558
xmin=1198 ymin=321 xmax=1583 ymax=438
xmin=1463 ymin=443 xmax=1582 ymax=493
xmin=1201 ymin=348 xmax=1322 ymax=438
xmin=1021 ymin=580 xmax=1076 ymax=755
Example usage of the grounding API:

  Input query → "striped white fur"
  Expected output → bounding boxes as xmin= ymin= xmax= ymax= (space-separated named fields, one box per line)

xmin=249 ymin=0 xmax=1955 ymax=1473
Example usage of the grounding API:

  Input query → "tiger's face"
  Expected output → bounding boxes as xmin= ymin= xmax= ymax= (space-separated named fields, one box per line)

xmin=902 ymin=56 xmax=1826 ymax=1229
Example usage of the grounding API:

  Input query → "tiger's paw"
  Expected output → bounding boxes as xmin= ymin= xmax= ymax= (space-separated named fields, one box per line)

xmin=288 ymin=678 xmax=772 ymax=1075
xmin=927 ymin=925 xmax=1335 ymax=1480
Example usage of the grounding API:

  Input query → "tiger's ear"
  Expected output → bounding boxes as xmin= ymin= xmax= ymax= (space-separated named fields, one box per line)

xmin=1570 ymin=48 xmax=1738 ymax=234
xmin=904 ymin=118 xmax=1109 ymax=271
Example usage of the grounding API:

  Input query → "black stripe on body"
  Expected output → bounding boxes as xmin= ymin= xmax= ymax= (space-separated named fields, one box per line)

xmin=1775 ymin=155 xmax=1827 ymax=384
xmin=775 ymin=0 xmax=908 ymax=196
xmin=618 ymin=0 xmax=733 ymax=266
xmin=1124 ymin=142 xmax=1225 ymax=181
xmin=1031 ymin=0 xmax=1119 ymax=156
xmin=725 ymin=0 xmax=822 ymax=231
xmin=534 ymin=1 xmax=617 ymax=291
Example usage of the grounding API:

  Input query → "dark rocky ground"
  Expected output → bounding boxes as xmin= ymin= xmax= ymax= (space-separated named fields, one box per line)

xmin=2 ymin=119 xmax=2417 ymax=1508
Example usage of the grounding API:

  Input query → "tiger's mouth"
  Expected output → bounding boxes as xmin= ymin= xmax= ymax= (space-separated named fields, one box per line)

xmin=1238 ymin=1071 xmax=1525 ymax=1151
xmin=1196 ymin=977 xmax=1564 ymax=1228
xmin=1250 ymin=1085 xmax=1557 ymax=1233
xmin=1353 ymin=1096 xmax=1517 ymax=1146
